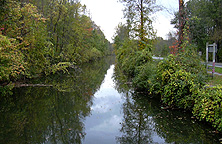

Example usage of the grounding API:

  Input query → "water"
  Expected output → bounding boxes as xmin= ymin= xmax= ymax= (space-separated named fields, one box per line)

xmin=0 ymin=56 xmax=221 ymax=144
xmin=84 ymin=65 xmax=123 ymax=144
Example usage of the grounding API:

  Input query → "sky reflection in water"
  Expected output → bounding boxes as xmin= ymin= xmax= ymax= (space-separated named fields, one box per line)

xmin=83 ymin=65 xmax=166 ymax=144
xmin=84 ymin=65 xmax=123 ymax=144
xmin=83 ymin=63 xmax=222 ymax=144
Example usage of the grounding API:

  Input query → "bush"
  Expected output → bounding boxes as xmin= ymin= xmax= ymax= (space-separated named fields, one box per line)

xmin=152 ymin=46 xmax=208 ymax=109
xmin=115 ymin=39 xmax=156 ymax=93
xmin=116 ymin=39 xmax=153 ymax=77
xmin=115 ymin=39 xmax=137 ymax=76
xmin=133 ymin=62 xmax=156 ymax=91
xmin=193 ymin=85 xmax=222 ymax=132
xmin=161 ymin=70 xmax=199 ymax=109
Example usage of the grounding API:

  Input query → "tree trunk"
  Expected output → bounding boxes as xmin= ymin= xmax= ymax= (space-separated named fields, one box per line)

xmin=178 ymin=0 xmax=185 ymax=48
xmin=140 ymin=0 xmax=144 ymax=42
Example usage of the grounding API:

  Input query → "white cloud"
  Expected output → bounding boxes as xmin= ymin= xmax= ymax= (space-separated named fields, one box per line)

xmin=89 ymin=115 xmax=122 ymax=132
xmin=81 ymin=0 xmax=189 ymax=41
xmin=81 ymin=0 xmax=124 ymax=42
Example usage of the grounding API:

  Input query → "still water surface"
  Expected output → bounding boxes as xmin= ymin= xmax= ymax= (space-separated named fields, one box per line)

xmin=0 ymin=56 xmax=221 ymax=144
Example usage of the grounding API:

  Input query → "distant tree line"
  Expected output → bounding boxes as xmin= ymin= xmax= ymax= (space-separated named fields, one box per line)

xmin=153 ymin=36 xmax=176 ymax=57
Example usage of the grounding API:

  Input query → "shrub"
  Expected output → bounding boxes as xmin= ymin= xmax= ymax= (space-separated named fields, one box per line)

xmin=115 ymin=39 xmax=137 ymax=76
xmin=116 ymin=39 xmax=153 ymax=77
xmin=133 ymin=62 xmax=156 ymax=91
xmin=193 ymin=85 xmax=222 ymax=132
xmin=84 ymin=47 xmax=102 ymax=61
xmin=161 ymin=70 xmax=199 ymax=109
xmin=152 ymin=46 xmax=208 ymax=109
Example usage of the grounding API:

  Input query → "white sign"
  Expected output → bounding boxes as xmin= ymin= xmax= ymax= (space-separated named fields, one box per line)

xmin=208 ymin=44 xmax=217 ymax=53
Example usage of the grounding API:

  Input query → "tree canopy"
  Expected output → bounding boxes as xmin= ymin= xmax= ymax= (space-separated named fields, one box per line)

xmin=171 ymin=0 xmax=222 ymax=61
xmin=0 ymin=0 xmax=112 ymax=85
xmin=119 ymin=0 xmax=159 ymax=50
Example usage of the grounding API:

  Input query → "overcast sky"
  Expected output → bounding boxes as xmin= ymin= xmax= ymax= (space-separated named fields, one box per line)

xmin=80 ymin=0 xmax=186 ymax=42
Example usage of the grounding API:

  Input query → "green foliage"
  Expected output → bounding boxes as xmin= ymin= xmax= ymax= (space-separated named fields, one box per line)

xmin=113 ymin=23 xmax=129 ymax=50
xmin=0 ymin=85 xmax=14 ymax=96
xmin=36 ymin=0 xmax=111 ymax=64
xmin=85 ymin=47 xmax=102 ymax=61
xmin=0 ymin=0 xmax=112 ymax=86
xmin=115 ymin=39 xmax=137 ymax=75
xmin=153 ymin=46 xmax=207 ymax=109
xmin=132 ymin=62 xmax=156 ymax=91
xmin=116 ymin=39 xmax=153 ymax=77
xmin=115 ymin=38 xmax=156 ymax=94
xmin=193 ymin=85 xmax=222 ymax=132
xmin=120 ymin=0 xmax=157 ymax=43
xmin=153 ymin=37 xmax=175 ymax=57
xmin=208 ymin=75 xmax=222 ymax=86
xmin=161 ymin=69 xmax=198 ymax=108
xmin=215 ymin=67 xmax=222 ymax=74
xmin=114 ymin=0 xmax=157 ymax=91
xmin=19 ymin=3 xmax=48 ymax=76
xmin=114 ymin=0 xmax=222 ymax=132
xmin=0 ymin=34 xmax=26 ymax=82
xmin=114 ymin=0 xmax=157 ymax=87
xmin=172 ymin=0 xmax=222 ymax=61
xmin=46 ymin=62 xmax=73 ymax=75
xmin=0 ymin=1 xmax=49 ymax=79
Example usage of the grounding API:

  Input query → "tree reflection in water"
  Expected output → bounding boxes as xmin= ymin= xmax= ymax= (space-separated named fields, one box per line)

xmin=0 ymin=57 xmax=114 ymax=144
xmin=116 ymin=92 xmax=154 ymax=144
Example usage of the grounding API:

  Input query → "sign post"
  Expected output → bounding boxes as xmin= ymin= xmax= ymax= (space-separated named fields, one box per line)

xmin=212 ymin=43 xmax=216 ymax=75
xmin=206 ymin=42 xmax=209 ymax=69
xmin=206 ymin=43 xmax=217 ymax=77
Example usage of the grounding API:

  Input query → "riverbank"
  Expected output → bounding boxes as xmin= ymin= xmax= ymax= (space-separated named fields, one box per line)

xmin=0 ymin=0 xmax=113 ymax=96
xmin=1 ymin=56 xmax=221 ymax=143
xmin=114 ymin=38 xmax=222 ymax=134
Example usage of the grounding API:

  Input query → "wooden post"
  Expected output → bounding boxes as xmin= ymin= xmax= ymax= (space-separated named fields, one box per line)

xmin=206 ymin=42 xmax=217 ymax=77
xmin=212 ymin=43 xmax=216 ymax=77
xmin=206 ymin=42 xmax=209 ymax=71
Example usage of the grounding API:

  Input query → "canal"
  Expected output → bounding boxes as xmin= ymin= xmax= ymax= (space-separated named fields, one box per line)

xmin=0 ymin=56 xmax=221 ymax=144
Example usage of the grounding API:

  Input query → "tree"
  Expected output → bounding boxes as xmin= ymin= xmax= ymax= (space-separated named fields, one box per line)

xmin=178 ymin=0 xmax=185 ymax=48
xmin=186 ymin=0 xmax=222 ymax=62
xmin=153 ymin=37 xmax=174 ymax=57
xmin=0 ymin=0 xmax=49 ymax=78
xmin=113 ymin=23 xmax=129 ymax=51
xmin=120 ymin=0 xmax=158 ymax=50
xmin=0 ymin=0 xmax=111 ymax=85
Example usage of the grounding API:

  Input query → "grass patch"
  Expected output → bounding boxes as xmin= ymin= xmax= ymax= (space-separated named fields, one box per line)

xmin=208 ymin=74 xmax=222 ymax=86
xmin=208 ymin=66 xmax=222 ymax=74
xmin=215 ymin=67 xmax=222 ymax=74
